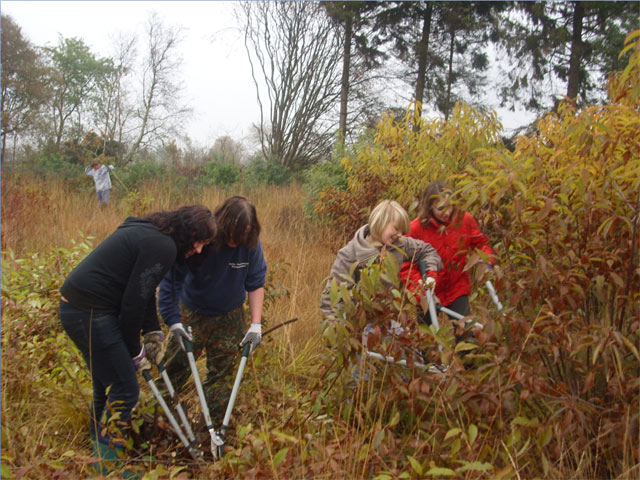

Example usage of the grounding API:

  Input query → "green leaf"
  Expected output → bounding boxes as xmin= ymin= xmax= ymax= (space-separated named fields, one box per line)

xmin=621 ymin=334 xmax=640 ymax=361
xmin=426 ymin=467 xmax=456 ymax=477
xmin=272 ymin=430 xmax=299 ymax=443
xmin=455 ymin=342 xmax=478 ymax=353
xmin=457 ymin=461 xmax=494 ymax=472
xmin=468 ymin=424 xmax=478 ymax=445
xmin=538 ymin=425 xmax=552 ymax=448
xmin=1 ymin=464 xmax=15 ymax=479
xmin=541 ymin=453 xmax=550 ymax=476
xmin=445 ymin=428 xmax=462 ymax=441
xmin=272 ymin=447 xmax=289 ymax=467
xmin=372 ymin=428 xmax=385 ymax=448
xmin=512 ymin=416 xmax=539 ymax=427
xmin=408 ymin=455 xmax=423 ymax=475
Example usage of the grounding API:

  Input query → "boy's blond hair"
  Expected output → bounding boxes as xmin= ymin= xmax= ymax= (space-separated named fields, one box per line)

xmin=368 ymin=200 xmax=410 ymax=242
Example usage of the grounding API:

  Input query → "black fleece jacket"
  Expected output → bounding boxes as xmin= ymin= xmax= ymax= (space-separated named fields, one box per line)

xmin=60 ymin=217 xmax=177 ymax=357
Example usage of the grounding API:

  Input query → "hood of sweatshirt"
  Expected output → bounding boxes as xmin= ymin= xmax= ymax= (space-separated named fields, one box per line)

xmin=346 ymin=224 xmax=386 ymax=264
xmin=117 ymin=216 xmax=158 ymax=230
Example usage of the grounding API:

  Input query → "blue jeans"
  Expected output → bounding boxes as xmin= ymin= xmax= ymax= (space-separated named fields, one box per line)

xmin=59 ymin=300 xmax=139 ymax=444
xmin=97 ymin=189 xmax=111 ymax=204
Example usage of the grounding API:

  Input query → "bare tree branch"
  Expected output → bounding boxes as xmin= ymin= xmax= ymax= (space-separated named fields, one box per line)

xmin=241 ymin=2 xmax=343 ymax=169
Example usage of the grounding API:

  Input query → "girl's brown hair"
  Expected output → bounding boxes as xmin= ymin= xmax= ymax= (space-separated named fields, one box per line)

xmin=214 ymin=195 xmax=261 ymax=249
xmin=144 ymin=205 xmax=217 ymax=261
xmin=418 ymin=181 xmax=459 ymax=226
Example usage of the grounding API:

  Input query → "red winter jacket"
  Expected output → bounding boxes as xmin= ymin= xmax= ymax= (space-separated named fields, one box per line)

xmin=399 ymin=212 xmax=494 ymax=306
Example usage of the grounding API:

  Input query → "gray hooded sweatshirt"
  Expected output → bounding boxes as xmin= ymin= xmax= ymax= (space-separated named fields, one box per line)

xmin=319 ymin=224 xmax=442 ymax=318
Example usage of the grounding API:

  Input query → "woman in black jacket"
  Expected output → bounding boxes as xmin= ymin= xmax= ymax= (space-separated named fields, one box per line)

xmin=59 ymin=205 xmax=216 ymax=463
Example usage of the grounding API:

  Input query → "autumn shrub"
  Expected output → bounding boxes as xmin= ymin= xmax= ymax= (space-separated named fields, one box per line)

xmin=1 ymin=238 xmax=97 ymax=477
xmin=310 ymin=102 xmax=505 ymax=240
xmin=452 ymin=31 xmax=640 ymax=477
xmin=0 ymin=172 xmax=58 ymax=251
xmin=310 ymin=30 xmax=640 ymax=479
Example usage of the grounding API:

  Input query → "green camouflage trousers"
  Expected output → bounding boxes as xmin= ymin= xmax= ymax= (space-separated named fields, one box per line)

xmin=163 ymin=304 xmax=246 ymax=424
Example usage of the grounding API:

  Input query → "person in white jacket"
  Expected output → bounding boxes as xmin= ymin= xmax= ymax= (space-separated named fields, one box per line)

xmin=85 ymin=159 xmax=115 ymax=205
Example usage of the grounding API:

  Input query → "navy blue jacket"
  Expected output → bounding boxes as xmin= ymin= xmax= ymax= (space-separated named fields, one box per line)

xmin=157 ymin=241 xmax=267 ymax=325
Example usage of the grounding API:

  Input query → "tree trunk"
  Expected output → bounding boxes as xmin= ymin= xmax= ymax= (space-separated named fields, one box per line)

xmin=339 ymin=15 xmax=352 ymax=144
xmin=414 ymin=2 xmax=433 ymax=131
xmin=445 ymin=25 xmax=455 ymax=120
xmin=566 ymin=1 xmax=585 ymax=102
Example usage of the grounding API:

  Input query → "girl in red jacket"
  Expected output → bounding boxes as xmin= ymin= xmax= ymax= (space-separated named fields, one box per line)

xmin=400 ymin=181 xmax=495 ymax=326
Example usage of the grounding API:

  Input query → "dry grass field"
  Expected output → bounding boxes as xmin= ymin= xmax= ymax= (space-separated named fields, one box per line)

xmin=1 ymin=174 xmax=337 ymax=351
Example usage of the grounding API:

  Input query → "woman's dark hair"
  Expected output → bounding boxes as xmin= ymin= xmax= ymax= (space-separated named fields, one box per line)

xmin=418 ymin=181 xmax=459 ymax=226
xmin=214 ymin=196 xmax=261 ymax=249
xmin=144 ymin=205 xmax=217 ymax=260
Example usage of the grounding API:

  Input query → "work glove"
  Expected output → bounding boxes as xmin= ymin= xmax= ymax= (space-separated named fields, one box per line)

xmin=419 ymin=276 xmax=436 ymax=291
xmin=240 ymin=323 xmax=262 ymax=352
xmin=132 ymin=344 xmax=146 ymax=371
xmin=143 ymin=331 xmax=165 ymax=364
xmin=170 ymin=323 xmax=192 ymax=351
xmin=139 ymin=357 xmax=152 ymax=372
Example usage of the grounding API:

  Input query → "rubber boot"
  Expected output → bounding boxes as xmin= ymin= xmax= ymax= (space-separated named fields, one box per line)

xmin=91 ymin=432 xmax=125 ymax=476
xmin=90 ymin=433 xmax=140 ymax=479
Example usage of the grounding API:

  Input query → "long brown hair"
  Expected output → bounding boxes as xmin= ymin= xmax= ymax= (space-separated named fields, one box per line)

xmin=144 ymin=205 xmax=217 ymax=260
xmin=214 ymin=196 xmax=261 ymax=249
xmin=418 ymin=181 xmax=459 ymax=226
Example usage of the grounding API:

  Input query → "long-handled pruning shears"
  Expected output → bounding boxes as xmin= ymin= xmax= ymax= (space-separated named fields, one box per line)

xmin=140 ymin=367 xmax=201 ymax=461
xmin=147 ymin=318 xmax=299 ymax=460
xmin=182 ymin=337 xmax=225 ymax=459
xmin=214 ymin=341 xmax=252 ymax=458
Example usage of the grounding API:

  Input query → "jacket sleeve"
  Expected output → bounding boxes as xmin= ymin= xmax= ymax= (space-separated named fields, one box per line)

xmin=466 ymin=214 xmax=494 ymax=264
xmin=399 ymin=225 xmax=423 ymax=290
xmin=157 ymin=263 xmax=188 ymax=327
xmin=319 ymin=245 xmax=356 ymax=318
xmin=402 ymin=237 xmax=442 ymax=277
xmin=119 ymin=235 xmax=176 ymax=357
xmin=245 ymin=241 xmax=267 ymax=292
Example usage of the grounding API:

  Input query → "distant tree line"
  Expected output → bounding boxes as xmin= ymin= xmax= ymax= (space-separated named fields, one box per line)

xmin=2 ymin=2 xmax=638 ymax=169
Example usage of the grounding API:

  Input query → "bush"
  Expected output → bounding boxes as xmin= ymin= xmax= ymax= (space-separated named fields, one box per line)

xmin=116 ymin=160 xmax=169 ymax=190
xmin=16 ymin=152 xmax=83 ymax=186
xmin=313 ymin=29 xmax=640 ymax=479
xmin=199 ymin=161 xmax=241 ymax=188
xmin=242 ymin=157 xmax=295 ymax=187
xmin=309 ymin=103 xmax=505 ymax=236
xmin=302 ymin=155 xmax=348 ymax=221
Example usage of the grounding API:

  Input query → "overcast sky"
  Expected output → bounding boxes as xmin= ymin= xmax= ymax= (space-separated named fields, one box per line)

xmin=2 ymin=1 xmax=535 ymax=148
xmin=2 ymin=1 xmax=259 ymax=147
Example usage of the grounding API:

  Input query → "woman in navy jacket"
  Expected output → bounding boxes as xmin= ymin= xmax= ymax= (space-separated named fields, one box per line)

xmin=158 ymin=196 xmax=267 ymax=424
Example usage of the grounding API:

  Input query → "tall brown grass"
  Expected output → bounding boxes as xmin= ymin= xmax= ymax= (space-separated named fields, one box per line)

xmin=1 ymin=172 xmax=342 ymax=477
xmin=1 ymin=173 xmax=335 ymax=350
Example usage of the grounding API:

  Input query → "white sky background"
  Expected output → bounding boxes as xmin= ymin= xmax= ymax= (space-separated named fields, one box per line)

xmin=2 ymin=1 xmax=536 ymax=148
xmin=2 ymin=1 xmax=258 ymax=148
